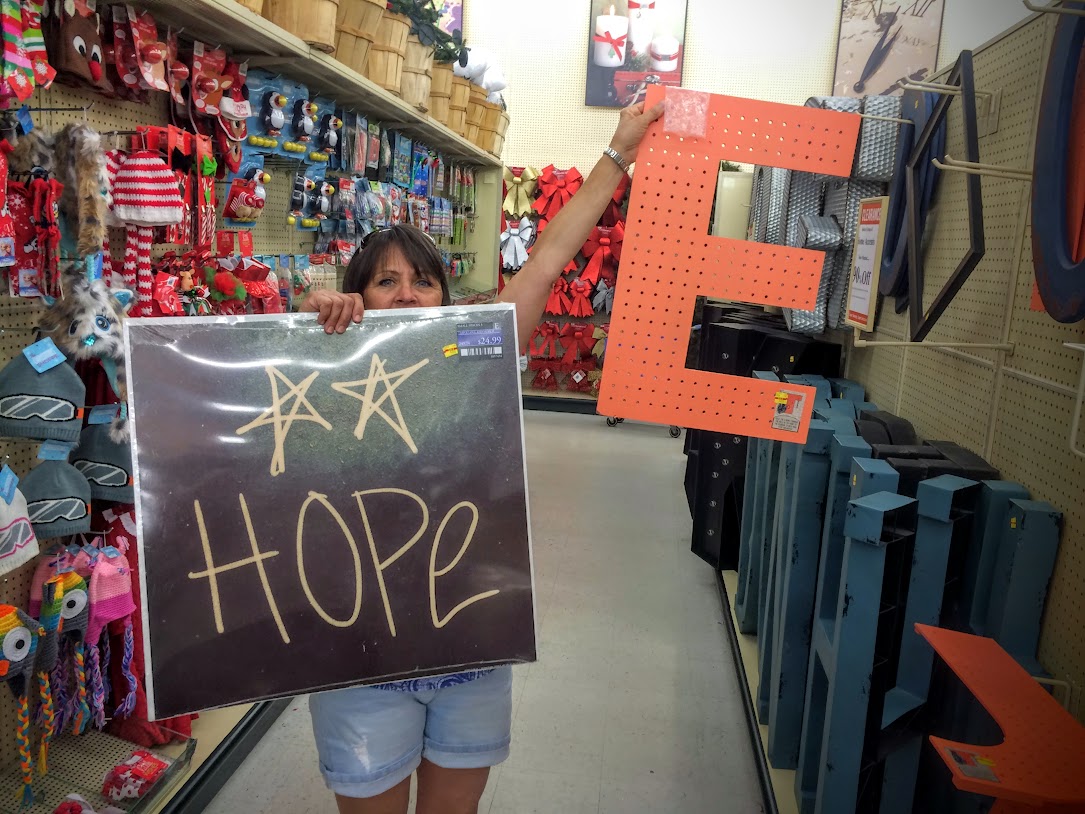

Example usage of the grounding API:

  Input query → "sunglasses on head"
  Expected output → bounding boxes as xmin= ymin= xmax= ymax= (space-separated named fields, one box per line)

xmin=360 ymin=225 xmax=437 ymax=250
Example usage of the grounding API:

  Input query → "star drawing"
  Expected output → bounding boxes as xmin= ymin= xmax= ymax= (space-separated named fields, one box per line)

xmin=236 ymin=366 xmax=332 ymax=477
xmin=332 ymin=355 xmax=430 ymax=453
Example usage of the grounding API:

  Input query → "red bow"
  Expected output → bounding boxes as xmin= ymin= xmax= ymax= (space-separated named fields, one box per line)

xmin=567 ymin=278 xmax=595 ymax=318
xmin=560 ymin=322 xmax=597 ymax=367
xmin=603 ymin=174 xmax=630 ymax=226
xmin=532 ymin=366 xmax=560 ymax=391
xmin=529 ymin=321 xmax=562 ymax=359
xmin=628 ymin=1 xmax=655 ymax=8
xmin=565 ymin=359 xmax=597 ymax=393
xmin=581 ymin=222 xmax=625 ymax=286
xmin=593 ymin=30 xmax=628 ymax=60
xmin=533 ymin=165 xmax=584 ymax=221
xmin=153 ymin=273 xmax=184 ymax=316
xmin=546 ymin=278 xmax=572 ymax=315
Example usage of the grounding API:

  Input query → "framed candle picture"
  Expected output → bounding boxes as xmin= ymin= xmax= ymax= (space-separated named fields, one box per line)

xmin=584 ymin=0 xmax=689 ymax=108
xmin=833 ymin=0 xmax=946 ymax=97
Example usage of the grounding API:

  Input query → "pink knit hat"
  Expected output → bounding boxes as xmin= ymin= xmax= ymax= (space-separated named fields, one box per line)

xmin=86 ymin=553 xmax=136 ymax=647
xmin=110 ymin=152 xmax=183 ymax=226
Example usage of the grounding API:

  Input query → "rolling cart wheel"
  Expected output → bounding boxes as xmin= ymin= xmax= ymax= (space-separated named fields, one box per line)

xmin=616 ymin=418 xmax=625 ymax=424
xmin=669 ymin=426 xmax=682 ymax=438
xmin=606 ymin=417 xmax=619 ymax=427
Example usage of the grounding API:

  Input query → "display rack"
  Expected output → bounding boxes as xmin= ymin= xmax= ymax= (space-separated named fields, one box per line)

xmin=0 ymin=0 xmax=504 ymax=807
xmin=137 ymin=0 xmax=500 ymax=166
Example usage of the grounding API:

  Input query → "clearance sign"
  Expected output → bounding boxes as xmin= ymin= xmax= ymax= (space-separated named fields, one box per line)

xmin=125 ymin=307 xmax=535 ymax=719
xmin=846 ymin=197 xmax=890 ymax=331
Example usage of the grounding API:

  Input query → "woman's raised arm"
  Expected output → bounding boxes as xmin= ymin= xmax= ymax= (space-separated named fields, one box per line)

xmin=498 ymin=101 xmax=665 ymax=353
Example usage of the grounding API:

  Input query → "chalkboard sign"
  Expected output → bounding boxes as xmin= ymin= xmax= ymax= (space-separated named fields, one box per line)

xmin=125 ymin=306 xmax=536 ymax=720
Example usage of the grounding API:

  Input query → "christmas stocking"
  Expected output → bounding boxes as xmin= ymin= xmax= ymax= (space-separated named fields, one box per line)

xmin=21 ymin=0 xmax=54 ymax=87
xmin=1 ymin=0 xmax=33 ymax=101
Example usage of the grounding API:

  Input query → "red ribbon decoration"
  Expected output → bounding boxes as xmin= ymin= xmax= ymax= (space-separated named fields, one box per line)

xmin=593 ymin=29 xmax=628 ymax=61
xmin=533 ymin=165 xmax=584 ymax=222
xmin=580 ymin=222 xmax=625 ymax=286
xmin=650 ymin=45 xmax=680 ymax=61
xmin=529 ymin=321 xmax=562 ymax=359
xmin=603 ymin=173 xmax=631 ymax=227
xmin=152 ymin=273 xmax=184 ymax=316
xmin=567 ymin=278 xmax=595 ymax=318
xmin=565 ymin=359 xmax=597 ymax=393
xmin=560 ymin=322 xmax=598 ymax=367
xmin=546 ymin=278 xmax=572 ymax=315
xmin=532 ymin=366 xmax=559 ymax=391
xmin=628 ymin=1 xmax=656 ymax=8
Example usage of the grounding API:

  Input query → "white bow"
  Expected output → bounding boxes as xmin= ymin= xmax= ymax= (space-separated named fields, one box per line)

xmin=501 ymin=218 xmax=534 ymax=270
xmin=593 ymin=280 xmax=615 ymax=314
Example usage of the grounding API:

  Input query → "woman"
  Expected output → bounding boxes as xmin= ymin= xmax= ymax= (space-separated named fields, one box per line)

xmin=301 ymin=100 xmax=664 ymax=814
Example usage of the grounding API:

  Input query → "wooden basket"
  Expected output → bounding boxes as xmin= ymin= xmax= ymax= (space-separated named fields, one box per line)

xmin=429 ymin=62 xmax=454 ymax=124
xmin=401 ymin=35 xmax=434 ymax=111
xmin=467 ymin=83 xmax=487 ymax=128
xmin=480 ymin=109 xmax=510 ymax=156
xmin=466 ymin=122 xmax=480 ymax=144
xmin=364 ymin=10 xmax=410 ymax=94
xmin=263 ymin=0 xmax=338 ymax=52
xmin=237 ymin=0 xmax=264 ymax=13
xmin=450 ymin=76 xmax=471 ymax=110
xmin=449 ymin=76 xmax=471 ymax=136
xmin=334 ymin=0 xmax=384 ymax=74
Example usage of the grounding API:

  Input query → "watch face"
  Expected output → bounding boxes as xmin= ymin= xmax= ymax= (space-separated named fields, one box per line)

xmin=833 ymin=0 xmax=946 ymax=98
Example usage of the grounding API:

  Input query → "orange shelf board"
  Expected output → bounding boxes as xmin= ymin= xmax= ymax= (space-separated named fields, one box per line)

xmin=917 ymin=624 xmax=1085 ymax=807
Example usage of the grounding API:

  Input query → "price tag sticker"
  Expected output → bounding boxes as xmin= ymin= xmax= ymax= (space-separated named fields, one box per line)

xmin=456 ymin=322 xmax=504 ymax=361
xmin=771 ymin=389 xmax=806 ymax=433
xmin=23 ymin=337 xmax=66 ymax=373
xmin=38 ymin=439 xmax=76 ymax=460
xmin=88 ymin=404 xmax=121 ymax=425
xmin=0 ymin=465 xmax=18 ymax=504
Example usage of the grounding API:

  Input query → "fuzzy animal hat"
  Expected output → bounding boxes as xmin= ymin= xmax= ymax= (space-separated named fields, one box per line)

xmin=53 ymin=123 xmax=108 ymax=259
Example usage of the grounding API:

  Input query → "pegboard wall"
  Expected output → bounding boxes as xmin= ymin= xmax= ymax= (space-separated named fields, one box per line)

xmin=847 ymin=11 xmax=1085 ymax=721
xmin=464 ymin=0 xmax=1033 ymax=173
xmin=0 ymin=76 xmax=323 ymax=783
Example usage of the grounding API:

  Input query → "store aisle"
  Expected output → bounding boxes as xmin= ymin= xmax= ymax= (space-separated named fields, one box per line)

xmin=204 ymin=412 xmax=764 ymax=814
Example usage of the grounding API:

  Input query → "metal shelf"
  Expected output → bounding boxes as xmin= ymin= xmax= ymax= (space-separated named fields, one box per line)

xmin=138 ymin=0 xmax=500 ymax=165
xmin=137 ymin=0 xmax=307 ymax=58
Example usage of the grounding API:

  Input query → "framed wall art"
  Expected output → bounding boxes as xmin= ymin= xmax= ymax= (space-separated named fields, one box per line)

xmin=584 ymin=0 xmax=689 ymax=108
xmin=833 ymin=0 xmax=946 ymax=97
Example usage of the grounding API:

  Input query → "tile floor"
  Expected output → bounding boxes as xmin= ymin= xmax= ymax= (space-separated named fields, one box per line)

xmin=205 ymin=412 xmax=764 ymax=813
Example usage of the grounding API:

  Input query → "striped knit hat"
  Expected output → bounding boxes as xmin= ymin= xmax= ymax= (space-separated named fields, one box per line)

xmin=110 ymin=152 xmax=183 ymax=227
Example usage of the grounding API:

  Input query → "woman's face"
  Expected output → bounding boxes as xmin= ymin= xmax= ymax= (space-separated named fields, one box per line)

xmin=362 ymin=245 xmax=445 ymax=310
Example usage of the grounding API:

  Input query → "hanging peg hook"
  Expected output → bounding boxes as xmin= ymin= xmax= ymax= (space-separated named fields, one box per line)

xmin=1023 ymin=0 xmax=1085 ymax=16
xmin=931 ymin=153 xmax=1033 ymax=181
xmin=858 ymin=113 xmax=915 ymax=125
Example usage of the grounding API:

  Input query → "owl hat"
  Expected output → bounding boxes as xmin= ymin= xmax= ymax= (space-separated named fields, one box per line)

xmin=0 ymin=604 xmax=42 ymax=807
xmin=55 ymin=570 xmax=91 ymax=735
xmin=28 ymin=563 xmax=91 ymax=738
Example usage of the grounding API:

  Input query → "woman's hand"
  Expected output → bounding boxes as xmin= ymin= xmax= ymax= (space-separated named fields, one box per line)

xmin=609 ymin=100 xmax=666 ymax=165
xmin=299 ymin=290 xmax=365 ymax=334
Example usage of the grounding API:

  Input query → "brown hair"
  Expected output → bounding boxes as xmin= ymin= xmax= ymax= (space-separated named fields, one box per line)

xmin=343 ymin=225 xmax=452 ymax=306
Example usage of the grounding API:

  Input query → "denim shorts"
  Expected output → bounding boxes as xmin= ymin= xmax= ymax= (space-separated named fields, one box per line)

xmin=309 ymin=666 xmax=513 ymax=798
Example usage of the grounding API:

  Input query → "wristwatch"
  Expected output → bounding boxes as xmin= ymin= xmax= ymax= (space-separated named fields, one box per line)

xmin=603 ymin=146 xmax=630 ymax=173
